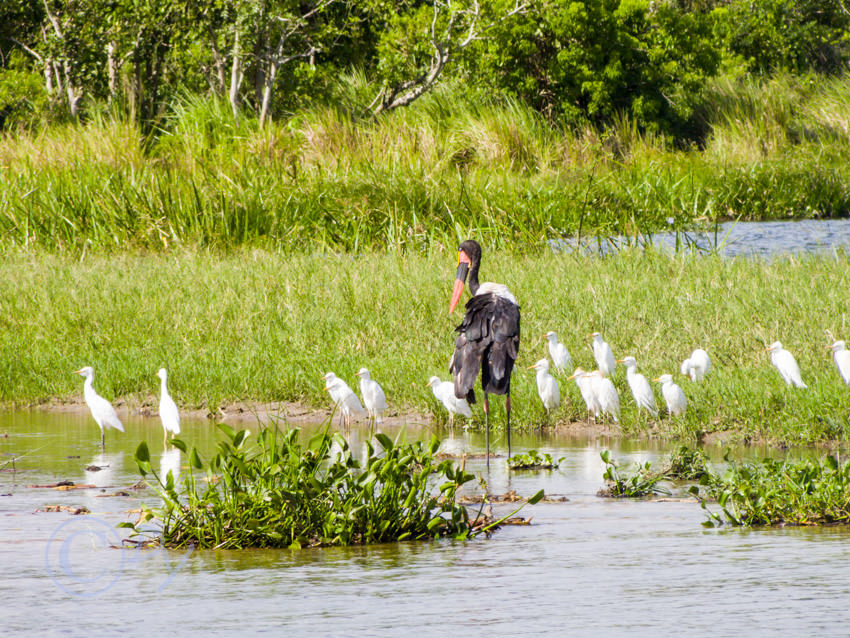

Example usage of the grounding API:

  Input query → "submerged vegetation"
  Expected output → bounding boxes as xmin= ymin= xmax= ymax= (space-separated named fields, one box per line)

xmin=128 ymin=422 xmax=541 ymax=549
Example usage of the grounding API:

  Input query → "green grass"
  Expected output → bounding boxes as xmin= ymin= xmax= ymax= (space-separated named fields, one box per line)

xmin=3 ymin=248 xmax=850 ymax=445
xmin=3 ymin=75 xmax=850 ymax=252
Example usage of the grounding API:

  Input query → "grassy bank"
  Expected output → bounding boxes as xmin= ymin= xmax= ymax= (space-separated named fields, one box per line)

xmin=3 ymin=248 xmax=850 ymax=446
xmin=2 ymin=75 xmax=850 ymax=252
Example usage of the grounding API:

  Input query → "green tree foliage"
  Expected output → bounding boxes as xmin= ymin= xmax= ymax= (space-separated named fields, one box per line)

xmin=2 ymin=0 xmax=849 ymax=138
xmin=711 ymin=0 xmax=850 ymax=74
xmin=468 ymin=0 xmax=720 ymax=137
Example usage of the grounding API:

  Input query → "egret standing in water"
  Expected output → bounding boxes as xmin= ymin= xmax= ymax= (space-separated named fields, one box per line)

xmin=766 ymin=341 xmax=807 ymax=388
xmin=654 ymin=374 xmax=687 ymax=416
xmin=157 ymin=368 xmax=180 ymax=447
xmin=426 ymin=376 xmax=472 ymax=426
xmin=618 ymin=356 xmax=658 ymax=417
xmin=529 ymin=359 xmax=560 ymax=416
xmin=449 ymin=240 xmax=520 ymax=465
xmin=828 ymin=340 xmax=850 ymax=384
xmin=356 ymin=368 xmax=387 ymax=428
xmin=681 ymin=348 xmax=711 ymax=382
xmin=74 ymin=366 xmax=124 ymax=451
xmin=568 ymin=368 xmax=601 ymax=420
xmin=322 ymin=372 xmax=366 ymax=428
xmin=590 ymin=332 xmax=616 ymax=377
xmin=543 ymin=331 xmax=572 ymax=372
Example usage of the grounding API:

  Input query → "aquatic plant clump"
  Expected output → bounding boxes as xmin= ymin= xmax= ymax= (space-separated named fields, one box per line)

xmin=695 ymin=454 xmax=850 ymax=527
xmin=597 ymin=450 xmax=671 ymax=498
xmin=129 ymin=423 xmax=539 ymax=549
xmin=507 ymin=450 xmax=563 ymax=470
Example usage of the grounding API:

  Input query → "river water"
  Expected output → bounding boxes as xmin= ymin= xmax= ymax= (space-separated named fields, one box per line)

xmin=2 ymin=412 xmax=850 ymax=636
xmin=553 ymin=217 xmax=850 ymax=258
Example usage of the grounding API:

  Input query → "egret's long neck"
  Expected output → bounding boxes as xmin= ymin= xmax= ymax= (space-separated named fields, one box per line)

xmin=160 ymin=377 xmax=169 ymax=398
xmin=82 ymin=375 xmax=96 ymax=403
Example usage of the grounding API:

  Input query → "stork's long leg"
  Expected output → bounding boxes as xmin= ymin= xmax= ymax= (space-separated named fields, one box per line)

xmin=506 ymin=392 xmax=512 ymax=460
xmin=483 ymin=393 xmax=490 ymax=470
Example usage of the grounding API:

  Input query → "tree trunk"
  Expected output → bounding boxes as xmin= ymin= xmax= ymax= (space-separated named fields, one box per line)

xmin=228 ymin=30 xmax=243 ymax=119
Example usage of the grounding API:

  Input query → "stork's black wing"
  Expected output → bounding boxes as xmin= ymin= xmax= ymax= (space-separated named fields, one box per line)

xmin=450 ymin=293 xmax=521 ymax=402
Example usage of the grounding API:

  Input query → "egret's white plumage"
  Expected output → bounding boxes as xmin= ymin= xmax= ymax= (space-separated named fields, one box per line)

xmin=157 ymin=368 xmax=180 ymax=446
xmin=619 ymin=356 xmax=658 ymax=417
xmin=680 ymin=348 xmax=711 ymax=382
xmin=529 ymin=359 xmax=560 ymax=412
xmin=590 ymin=332 xmax=616 ymax=377
xmin=427 ymin=376 xmax=472 ymax=425
xmin=356 ymin=368 xmax=387 ymax=424
xmin=74 ymin=366 xmax=124 ymax=450
xmin=322 ymin=372 xmax=366 ymax=426
xmin=590 ymin=370 xmax=620 ymax=422
xmin=543 ymin=331 xmax=572 ymax=372
xmin=655 ymin=374 xmax=687 ymax=416
xmin=829 ymin=340 xmax=850 ymax=384
xmin=568 ymin=368 xmax=601 ymax=419
xmin=767 ymin=341 xmax=806 ymax=388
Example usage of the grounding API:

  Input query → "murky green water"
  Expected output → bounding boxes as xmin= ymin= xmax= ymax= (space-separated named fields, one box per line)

xmin=3 ymin=411 xmax=850 ymax=636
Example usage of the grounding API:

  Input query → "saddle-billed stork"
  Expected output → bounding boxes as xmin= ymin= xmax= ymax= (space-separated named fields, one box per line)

xmin=448 ymin=240 xmax=520 ymax=465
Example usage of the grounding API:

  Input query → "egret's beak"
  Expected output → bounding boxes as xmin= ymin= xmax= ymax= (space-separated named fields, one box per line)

xmin=826 ymin=344 xmax=835 ymax=350
xmin=616 ymin=359 xmax=625 ymax=363
xmin=527 ymin=364 xmax=537 ymax=370
xmin=567 ymin=372 xmax=578 ymax=380
xmin=449 ymin=250 xmax=471 ymax=314
xmin=324 ymin=386 xmax=331 ymax=392
xmin=652 ymin=377 xmax=661 ymax=382
xmin=72 ymin=369 xmax=83 ymax=375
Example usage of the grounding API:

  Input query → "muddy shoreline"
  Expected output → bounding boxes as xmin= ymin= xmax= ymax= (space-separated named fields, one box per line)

xmin=4 ymin=398 xmax=629 ymax=439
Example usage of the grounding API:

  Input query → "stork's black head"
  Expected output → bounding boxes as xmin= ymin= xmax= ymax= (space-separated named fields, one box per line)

xmin=458 ymin=240 xmax=482 ymax=267
xmin=449 ymin=240 xmax=483 ymax=314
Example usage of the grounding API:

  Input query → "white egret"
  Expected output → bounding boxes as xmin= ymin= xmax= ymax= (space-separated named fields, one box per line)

xmin=654 ymin=374 xmax=687 ymax=416
xmin=618 ymin=356 xmax=658 ymax=417
xmin=449 ymin=239 xmax=520 ymax=462
xmin=322 ymin=372 xmax=366 ymax=428
xmin=543 ymin=331 xmax=572 ymax=372
xmin=356 ymin=368 xmax=387 ymax=426
xmin=766 ymin=341 xmax=806 ymax=388
xmin=590 ymin=332 xmax=616 ymax=377
xmin=528 ymin=359 xmax=560 ymax=414
xmin=568 ymin=368 xmax=601 ymax=420
xmin=74 ymin=366 xmax=124 ymax=450
xmin=157 ymin=368 xmax=180 ymax=447
xmin=426 ymin=376 xmax=472 ymax=426
xmin=680 ymin=348 xmax=711 ymax=382
xmin=590 ymin=370 xmax=620 ymax=422
xmin=828 ymin=340 xmax=850 ymax=384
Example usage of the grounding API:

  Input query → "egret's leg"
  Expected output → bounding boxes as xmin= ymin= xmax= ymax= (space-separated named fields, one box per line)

xmin=506 ymin=393 xmax=512 ymax=460
xmin=163 ymin=429 xmax=167 ymax=449
xmin=483 ymin=393 xmax=490 ymax=471
xmin=101 ymin=429 xmax=105 ymax=451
